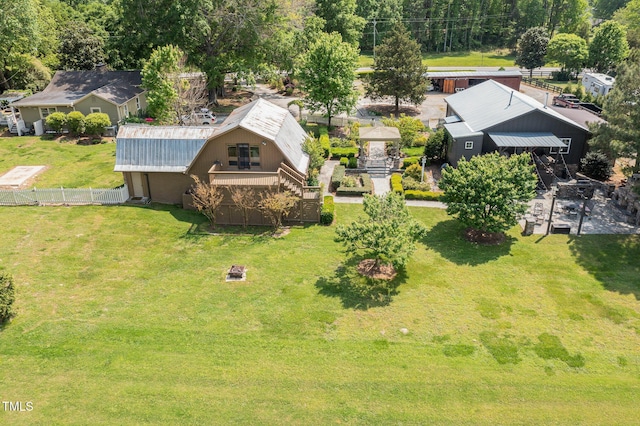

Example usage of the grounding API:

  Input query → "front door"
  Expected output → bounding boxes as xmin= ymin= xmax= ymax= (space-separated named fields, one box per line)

xmin=131 ymin=172 xmax=144 ymax=197
xmin=238 ymin=144 xmax=250 ymax=169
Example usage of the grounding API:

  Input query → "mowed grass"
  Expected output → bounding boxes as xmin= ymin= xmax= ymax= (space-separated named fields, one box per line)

xmin=359 ymin=49 xmax=517 ymax=68
xmin=0 ymin=201 xmax=639 ymax=424
xmin=0 ymin=136 xmax=121 ymax=188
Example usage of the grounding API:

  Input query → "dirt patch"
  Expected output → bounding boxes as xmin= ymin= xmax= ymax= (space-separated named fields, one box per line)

xmin=464 ymin=228 xmax=506 ymax=245
xmin=365 ymin=104 xmax=421 ymax=118
xmin=357 ymin=259 xmax=397 ymax=280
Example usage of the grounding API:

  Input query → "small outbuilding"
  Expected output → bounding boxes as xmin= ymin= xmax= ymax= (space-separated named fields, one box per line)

xmin=427 ymin=70 xmax=522 ymax=93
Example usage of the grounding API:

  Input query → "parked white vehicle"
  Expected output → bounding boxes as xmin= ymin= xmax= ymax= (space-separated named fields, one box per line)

xmin=181 ymin=109 xmax=216 ymax=125
xmin=582 ymin=73 xmax=615 ymax=98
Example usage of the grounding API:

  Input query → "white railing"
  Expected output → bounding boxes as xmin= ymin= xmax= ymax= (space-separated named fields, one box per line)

xmin=0 ymin=184 xmax=129 ymax=206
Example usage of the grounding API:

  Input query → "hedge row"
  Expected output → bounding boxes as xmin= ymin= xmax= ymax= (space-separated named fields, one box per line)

xmin=402 ymin=157 xmax=421 ymax=168
xmin=404 ymin=190 xmax=443 ymax=201
xmin=319 ymin=133 xmax=331 ymax=158
xmin=320 ymin=195 xmax=335 ymax=225
xmin=391 ymin=173 xmax=403 ymax=194
xmin=330 ymin=147 xmax=358 ymax=159
xmin=336 ymin=173 xmax=373 ymax=196
xmin=340 ymin=157 xmax=349 ymax=167
xmin=331 ymin=165 xmax=346 ymax=190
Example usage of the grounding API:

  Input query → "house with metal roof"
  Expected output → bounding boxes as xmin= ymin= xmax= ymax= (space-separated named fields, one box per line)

xmin=11 ymin=67 xmax=146 ymax=130
xmin=114 ymin=98 xmax=320 ymax=225
xmin=443 ymin=80 xmax=591 ymax=176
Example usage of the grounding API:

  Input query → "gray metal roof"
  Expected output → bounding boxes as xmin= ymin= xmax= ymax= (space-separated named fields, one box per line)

xmin=488 ymin=132 xmax=567 ymax=148
xmin=444 ymin=80 xmax=588 ymax=132
xmin=114 ymin=126 xmax=216 ymax=172
xmin=359 ymin=126 xmax=401 ymax=141
xmin=214 ymin=98 xmax=309 ymax=174
xmin=11 ymin=70 xmax=144 ymax=107
xmin=444 ymin=122 xmax=484 ymax=138
xmin=426 ymin=70 xmax=522 ymax=78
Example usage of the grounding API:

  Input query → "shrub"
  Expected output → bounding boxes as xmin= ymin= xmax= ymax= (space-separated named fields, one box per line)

xmin=425 ymin=128 xmax=448 ymax=160
xmin=403 ymin=163 xmax=424 ymax=181
xmin=85 ymin=112 xmax=111 ymax=136
xmin=402 ymin=176 xmax=431 ymax=191
xmin=331 ymin=147 xmax=358 ymax=159
xmin=404 ymin=190 xmax=443 ymax=201
xmin=413 ymin=135 xmax=427 ymax=147
xmin=381 ymin=114 xmax=427 ymax=147
xmin=580 ymin=151 xmax=613 ymax=181
xmin=330 ymin=137 xmax=356 ymax=148
xmin=348 ymin=157 xmax=358 ymax=169
xmin=319 ymin=133 xmax=331 ymax=158
xmin=331 ymin=165 xmax=346 ymax=190
xmin=402 ymin=157 xmax=420 ymax=168
xmin=336 ymin=173 xmax=373 ymax=195
xmin=66 ymin=111 xmax=86 ymax=135
xmin=391 ymin=173 xmax=404 ymax=194
xmin=340 ymin=157 xmax=349 ymax=167
xmin=321 ymin=195 xmax=335 ymax=225
xmin=0 ymin=272 xmax=15 ymax=323
xmin=341 ymin=175 xmax=358 ymax=187
xmin=45 ymin=112 xmax=67 ymax=133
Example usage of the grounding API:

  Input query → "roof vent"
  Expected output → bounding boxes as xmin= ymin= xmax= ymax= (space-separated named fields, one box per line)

xmin=508 ymin=91 xmax=514 ymax=106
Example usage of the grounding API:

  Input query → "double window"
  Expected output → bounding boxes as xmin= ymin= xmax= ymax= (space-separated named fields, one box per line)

xmin=550 ymin=138 xmax=571 ymax=154
xmin=40 ymin=107 xmax=57 ymax=119
xmin=228 ymin=144 xmax=260 ymax=169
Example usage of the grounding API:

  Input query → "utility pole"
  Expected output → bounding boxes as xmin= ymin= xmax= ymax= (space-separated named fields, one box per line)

xmin=373 ymin=19 xmax=377 ymax=60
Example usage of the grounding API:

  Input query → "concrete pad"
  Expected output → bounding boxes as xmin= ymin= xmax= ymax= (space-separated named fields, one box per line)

xmin=0 ymin=166 xmax=46 ymax=188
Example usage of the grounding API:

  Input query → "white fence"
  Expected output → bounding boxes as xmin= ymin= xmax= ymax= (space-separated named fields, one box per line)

xmin=0 ymin=184 xmax=129 ymax=206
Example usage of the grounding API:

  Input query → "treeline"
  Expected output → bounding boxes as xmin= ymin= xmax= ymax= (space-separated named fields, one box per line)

xmin=1 ymin=0 xmax=638 ymax=95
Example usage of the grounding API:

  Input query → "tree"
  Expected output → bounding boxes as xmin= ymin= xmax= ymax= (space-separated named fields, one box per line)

xmin=614 ymin=0 xmax=640 ymax=48
xmin=59 ymin=21 xmax=105 ymax=70
xmin=439 ymin=153 xmax=537 ymax=240
xmin=364 ymin=22 xmax=429 ymax=116
xmin=580 ymin=151 xmax=614 ymax=181
xmin=0 ymin=272 xmax=15 ymax=323
xmin=335 ymin=192 xmax=428 ymax=272
xmin=594 ymin=0 xmax=631 ymax=20
xmin=141 ymin=45 xmax=182 ymax=123
xmin=590 ymin=59 xmax=640 ymax=170
xmin=424 ymin=128 xmax=448 ymax=161
xmin=380 ymin=114 xmax=427 ymax=148
xmin=588 ymin=21 xmax=630 ymax=73
xmin=297 ymin=31 xmax=358 ymax=128
xmin=66 ymin=111 xmax=86 ymax=136
xmin=258 ymin=190 xmax=299 ymax=231
xmin=45 ymin=112 xmax=67 ymax=133
xmin=302 ymin=136 xmax=325 ymax=186
xmin=229 ymin=186 xmax=258 ymax=229
xmin=546 ymin=33 xmax=588 ymax=77
xmin=515 ymin=27 xmax=550 ymax=78
xmin=190 ymin=175 xmax=224 ymax=229
xmin=84 ymin=113 xmax=111 ymax=136
xmin=315 ymin=0 xmax=366 ymax=47
xmin=0 ymin=0 xmax=40 ymax=91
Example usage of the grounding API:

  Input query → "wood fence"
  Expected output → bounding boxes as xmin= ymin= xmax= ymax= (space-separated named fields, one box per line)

xmin=521 ymin=77 xmax=564 ymax=93
xmin=0 ymin=184 xmax=129 ymax=206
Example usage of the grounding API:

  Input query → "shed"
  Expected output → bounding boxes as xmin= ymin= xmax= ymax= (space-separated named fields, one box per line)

xmin=427 ymin=70 xmax=522 ymax=93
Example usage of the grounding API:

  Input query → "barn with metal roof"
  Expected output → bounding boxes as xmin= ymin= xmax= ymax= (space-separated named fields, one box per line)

xmin=443 ymin=80 xmax=591 ymax=174
xmin=427 ymin=70 xmax=522 ymax=93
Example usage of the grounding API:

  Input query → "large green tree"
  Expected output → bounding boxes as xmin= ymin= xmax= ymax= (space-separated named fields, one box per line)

xmin=335 ymin=192 xmax=428 ymax=271
xmin=297 ymin=31 xmax=358 ymax=128
xmin=589 ymin=58 xmax=640 ymax=170
xmin=588 ymin=20 xmax=630 ymax=73
xmin=439 ymin=153 xmax=537 ymax=238
xmin=141 ymin=45 xmax=182 ymax=123
xmin=315 ymin=0 xmax=366 ymax=47
xmin=59 ymin=21 xmax=105 ymax=70
xmin=515 ymin=27 xmax=549 ymax=78
xmin=614 ymin=0 xmax=640 ymax=48
xmin=546 ymin=33 xmax=588 ymax=77
xmin=0 ymin=0 xmax=40 ymax=91
xmin=364 ymin=22 xmax=429 ymax=116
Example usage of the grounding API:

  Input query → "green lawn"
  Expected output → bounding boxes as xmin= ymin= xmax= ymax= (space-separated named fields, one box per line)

xmin=0 ymin=200 xmax=639 ymax=424
xmin=0 ymin=136 xmax=121 ymax=188
xmin=359 ymin=49 xmax=518 ymax=68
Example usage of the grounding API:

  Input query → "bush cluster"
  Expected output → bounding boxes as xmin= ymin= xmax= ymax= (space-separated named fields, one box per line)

xmin=402 ymin=176 xmax=431 ymax=191
xmin=320 ymin=195 xmax=335 ymax=225
xmin=336 ymin=174 xmax=373 ymax=195
xmin=45 ymin=111 xmax=112 ymax=136
xmin=402 ymin=157 xmax=420 ymax=168
xmin=348 ymin=157 xmax=358 ymax=169
xmin=339 ymin=157 xmax=349 ymax=167
xmin=331 ymin=147 xmax=358 ymax=159
xmin=391 ymin=173 xmax=404 ymax=194
xmin=404 ymin=190 xmax=443 ymax=201
xmin=403 ymin=163 xmax=424 ymax=181
xmin=331 ymin=165 xmax=346 ymax=190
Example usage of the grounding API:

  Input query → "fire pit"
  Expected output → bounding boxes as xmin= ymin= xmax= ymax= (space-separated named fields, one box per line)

xmin=226 ymin=265 xmax=247 ymax=281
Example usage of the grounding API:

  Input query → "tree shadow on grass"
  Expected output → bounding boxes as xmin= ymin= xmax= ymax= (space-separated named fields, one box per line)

xmin=315 ymin=257 xmax=407 ymax=310
xmin=568 ymin=234 xmax=640 ymax=300
xmin=423 ymin=220 xmax=516 ymax=266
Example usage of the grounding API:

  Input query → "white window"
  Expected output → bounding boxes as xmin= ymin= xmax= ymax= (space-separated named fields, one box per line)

xmin=40 ymin=107 xmax=57 ymax=119
xmin=90 ymin=107 xmax=101 ymax=114
xmin=465 ymin=141 xmax=474 ymax=150
xmin=136 ymin=97 xmax=141 ymax=111
xmin=550 ymin=138 xmax=571 ymax=154
xmin=123 ymin=104 xmax=129 ymax=117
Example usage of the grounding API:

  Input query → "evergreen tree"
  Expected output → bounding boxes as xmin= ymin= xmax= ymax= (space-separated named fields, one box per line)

xmin=365 ymin=22 xmax=429 ymax=116
xmin=515 ymin=27 xmax=549 ymax=78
